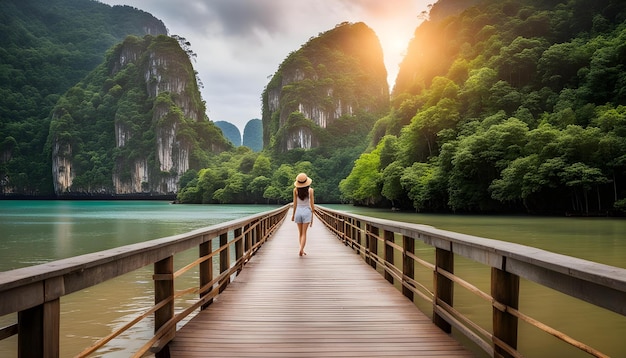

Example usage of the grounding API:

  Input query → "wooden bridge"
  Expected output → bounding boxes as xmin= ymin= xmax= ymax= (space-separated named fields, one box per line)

xmin=1 ymin=205 xmax=625 ymax=358
xmin=167 ymin=208 xmax=471 ymax=357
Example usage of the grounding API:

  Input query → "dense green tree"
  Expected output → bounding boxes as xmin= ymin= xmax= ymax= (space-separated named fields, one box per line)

xmin=380 ymin=161 xmax=404 ymax=207
xmin=248 ymin=176 xmax=272 ymax=203
xmin=341 ymin=0 xmax=626 ymax=214
xmin=0 ymin=0 xmax=167 ymax=195
xmin=339 ymin=147 xmax=382 ymax=205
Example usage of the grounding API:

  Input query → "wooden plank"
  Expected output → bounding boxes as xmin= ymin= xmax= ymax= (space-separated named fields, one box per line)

xmin=168 ymin=209 xmax=472 ymax=357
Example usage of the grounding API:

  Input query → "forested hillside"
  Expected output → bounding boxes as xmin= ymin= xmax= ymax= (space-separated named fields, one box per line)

xmin=215 ymin=121 xmax=242 ymax=147
xmin=243 ymin=119 xmax=263 ymax=152
xmin=177 ymin=22 xmax=389 ymax=204
xmin=4 ymin=0 xmax=625 ymax=215
xmin=0 ymin=0 xmax=167 ymax=195
xmin=341 ymin=0 xmax=626 ymax=215
xmin=48 ymin=35 xmax=230 ymax=196
xmin=262 ymin=22 xmax=389 ymax=152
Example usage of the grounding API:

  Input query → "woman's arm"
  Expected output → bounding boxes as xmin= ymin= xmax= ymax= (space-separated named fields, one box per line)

xmin=309 ymin=188 xmax=314 ymax=225
xmin=291 ymin=188 xmax=297 ymax=221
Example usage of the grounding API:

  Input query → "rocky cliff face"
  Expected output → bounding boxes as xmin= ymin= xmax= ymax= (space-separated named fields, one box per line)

xmin=0 ymin=0 xmax=169 ymax=196
xmin=262 ymin=22 xmax=389 ymax=152
xmin=49 ymin=35 xmax=229 ymax=196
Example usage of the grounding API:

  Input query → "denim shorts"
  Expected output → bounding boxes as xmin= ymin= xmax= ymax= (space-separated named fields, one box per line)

xmin=294 ymin=206 xmax=312 ymax=223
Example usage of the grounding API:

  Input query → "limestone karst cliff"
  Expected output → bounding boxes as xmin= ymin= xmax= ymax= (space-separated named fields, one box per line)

xmin=262 ymin=22 xmax=389 ymax=152
xmin=0 ymin=0 xmax=169 ymax=196
xmin=48 ymin=35 xmax=230 ymax=196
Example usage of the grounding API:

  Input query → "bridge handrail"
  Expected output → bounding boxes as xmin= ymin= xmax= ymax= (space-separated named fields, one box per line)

xmin=315 ymin=205 xmax=626 ymax=358
xmin=0 ymin=204 xmax=290 ymax=357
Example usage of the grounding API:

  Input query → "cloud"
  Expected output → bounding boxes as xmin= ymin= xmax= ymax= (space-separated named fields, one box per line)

xmin=99 ymin=0 xmax=430 ymax=132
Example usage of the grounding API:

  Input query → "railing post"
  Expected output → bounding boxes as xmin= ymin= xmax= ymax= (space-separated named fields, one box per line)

xmin=199 ymin=238 xmax=213 ymax=310
xmin=350 ymin=218 xmax=357 ymax=249
xmin=344 ymin=218 xmax=350 ymax=245
xmin=244 ymin=223 xmax=251 ymax=257
xmin=355 ymin=220 xmax=362 ymax=255
xmin=492 ymin=263 xmax=520 ymax=358
xmin=384 ymin=230 xmax=394 ymax=284
xmin=154 ymin=256 xmax=174 ymax=357
xmin=366 ymin=224 xmax=378 ymax=269
xmin=219 ymin=232 xmax=230 ymax=293
xmin=254 ymin=220 xmax=261 ymax=246
xmin=434 ymin=246 xmax=453 ymax=333
xmin=235 ymin=227 xmax=243 ymax=274
xmin=18 ymin=296 xmax=60 ymax=358
xmin=402 ymin=235 xmax=415 ymax=301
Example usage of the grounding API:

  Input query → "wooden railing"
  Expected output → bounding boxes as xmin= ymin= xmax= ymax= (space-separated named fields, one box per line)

xmin=0 ymin=204 xmax=289 ymax=358
xmin=315 ymin=206 xmax=626 ymax=358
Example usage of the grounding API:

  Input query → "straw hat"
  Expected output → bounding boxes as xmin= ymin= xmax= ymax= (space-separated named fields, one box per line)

xmin=294 ymin=173 xmax=312 ymax=188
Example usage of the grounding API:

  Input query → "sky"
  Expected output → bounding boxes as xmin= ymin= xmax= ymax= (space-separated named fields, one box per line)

xmin=99 ymin=0 xmax=432 ymax=133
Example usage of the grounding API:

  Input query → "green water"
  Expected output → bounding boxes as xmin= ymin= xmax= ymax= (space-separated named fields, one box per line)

xmin=0 ymin=201 xmax=278 ymax=357
xmin=324 ymin=205 xmax=626 ymax=358
xmin=0 ymin=200 xmax=277 ymax=270
xmin=323 ymin=205 xmax=626 ymax=268
xmin=0 ymin=201 xmax=624 ymax=357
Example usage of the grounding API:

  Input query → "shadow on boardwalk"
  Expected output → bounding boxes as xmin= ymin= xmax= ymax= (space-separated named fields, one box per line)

xmin=168 ymin=209 xmax=474 ymax=357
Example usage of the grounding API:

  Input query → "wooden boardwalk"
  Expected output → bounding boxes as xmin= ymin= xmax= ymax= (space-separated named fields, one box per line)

xmin=168 ymin=209 xmax=474 ymax=357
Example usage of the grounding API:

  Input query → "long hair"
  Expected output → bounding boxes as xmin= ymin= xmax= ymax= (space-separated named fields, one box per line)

xmin=297 ymin=186 xmax=309 ymax=200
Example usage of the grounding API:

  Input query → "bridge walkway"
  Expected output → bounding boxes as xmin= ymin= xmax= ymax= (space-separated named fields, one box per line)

xmin=168 ymin=209 xmax=473 ymax=357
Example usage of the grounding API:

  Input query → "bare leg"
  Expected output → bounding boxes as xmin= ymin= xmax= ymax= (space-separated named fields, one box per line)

xmin=296 ymin=223 xmax=304 ymax=255
xmin=297 ymin=222 xmax=309 ymax=256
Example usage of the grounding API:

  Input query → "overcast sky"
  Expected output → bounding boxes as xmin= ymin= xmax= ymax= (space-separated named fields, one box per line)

xmin=99 ymin=0 xmax=432 ymax=132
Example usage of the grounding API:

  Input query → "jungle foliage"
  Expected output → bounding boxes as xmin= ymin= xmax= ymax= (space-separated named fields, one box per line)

xmin=340 ymin=0 xmax=626 ymax=214
xmin=0 ymin=0 xmax=167 ymax=195
xmin=47 ymin=34 xmax=229 ymax=194
xmin=261 ymin=22 xmax=389 ymax=152
xmin=178 ymin=22 xmax=386 ymax=204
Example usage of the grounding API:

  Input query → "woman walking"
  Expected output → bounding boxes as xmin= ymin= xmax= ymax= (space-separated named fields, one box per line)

xmin=292 ymin=173 xmax=315 ymax=256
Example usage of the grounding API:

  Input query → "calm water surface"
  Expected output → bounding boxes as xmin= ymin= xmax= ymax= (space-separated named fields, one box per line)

xmin=0 ymin=201 xmax=278 ymax=357
xmin=1 ymin=201 xmax=624 ymax=357
xmin=325 ymin=205 xmax=626 ymax=358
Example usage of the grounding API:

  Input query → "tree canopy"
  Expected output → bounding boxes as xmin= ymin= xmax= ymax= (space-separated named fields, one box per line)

xmin=0 ymin=0 xmax=166 ymax=195
xmin=341 ymin=0 xmax=626 ymax=215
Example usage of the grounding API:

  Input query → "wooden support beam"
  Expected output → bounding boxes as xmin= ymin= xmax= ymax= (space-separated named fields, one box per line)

xmin=492 ymin=262 xmax=520 ymax=358
xmin=367 ymin=224 xmax=379 ymax=269
xmin=199 ymin=238 xmax=213 ymax=310
xmin=154 ymin=256 xmax=174 ymax=358
xmin=18 ymin=299 xmax=60 ymax=358
xmin=219 ymin=232 xmax=230 ymax=293
xmin=355 ymin=219 xmax=362 ymax=255
xmin=402 ymin=235 xmax=415 ymax=301
xmin=384 ymin=230 xmax=395 ymax=284
xmin=235 ymin=227 xmax=243 ymax=274
xmin=434 ymin=246 xmax=453 ymax=333
xmin=244 ymin=223 xmax=251 ymax=254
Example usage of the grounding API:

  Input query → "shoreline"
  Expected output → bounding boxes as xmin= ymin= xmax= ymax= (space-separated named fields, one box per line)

xmin=0 ymin=193 xmax=177 ymax=201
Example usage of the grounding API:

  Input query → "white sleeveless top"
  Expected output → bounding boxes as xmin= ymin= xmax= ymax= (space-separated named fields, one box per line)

xmin=296 ymin=195 xmax=310 ymax=208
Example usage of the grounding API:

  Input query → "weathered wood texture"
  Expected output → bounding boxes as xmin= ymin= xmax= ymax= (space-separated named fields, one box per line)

xmin=315 ymin=206 xmax=626 ymax=358
xmin=168 ymin=210 xmax=473 ymax=357
xmin=0 ymin=205 xmax=290 ymax=357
